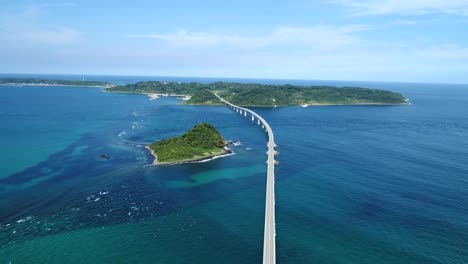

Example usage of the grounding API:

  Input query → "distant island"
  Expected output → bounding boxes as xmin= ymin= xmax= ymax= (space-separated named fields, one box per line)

xmin=0 ymin=78 xmax=112 ymax=87
xmin=107 ymin=81 xmax=408 ymax=106
xmin=146 ymin=123 xmax=231 ymax=165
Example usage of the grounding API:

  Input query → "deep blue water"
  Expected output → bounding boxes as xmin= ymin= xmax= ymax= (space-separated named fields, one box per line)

xmin=0 ymin=76 xmax=467 ymax=263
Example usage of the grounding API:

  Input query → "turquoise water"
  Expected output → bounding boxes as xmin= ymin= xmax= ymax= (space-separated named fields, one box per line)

xmin=1 ymin=78 xmax=468 ymax=263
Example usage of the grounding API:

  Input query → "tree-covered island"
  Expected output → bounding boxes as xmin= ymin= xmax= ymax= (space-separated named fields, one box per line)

xmin=146 ymin=123 xmax=231 ymax=165
xmin=106 ymin=81 xmax=408 ymax=106
xmin=0 ymin=78 xmax=112 ymax=87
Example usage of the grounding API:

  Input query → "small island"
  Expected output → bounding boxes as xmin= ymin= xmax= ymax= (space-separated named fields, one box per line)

xmin=107 ymin=81 xmax=408 ymax=106
xmin=146 ymin=123 xmax=231 ymax=165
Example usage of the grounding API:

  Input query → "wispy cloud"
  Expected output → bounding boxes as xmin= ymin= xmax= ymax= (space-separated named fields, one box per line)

xmin=40 ymin=2 xmax=77 ymax=8
xmin=132 ymin=25 xmax=369 ymax=51
xmin=333 ymin=0 xmax=468 ymax=16
xmin=416 ymin=44 xmax=468 ymax=60
xmin=18 ymin=27 xmax=82 ymax=45
xmin=0 ymin=3 xmax=82 ymax=46
xmin=121 ymin=24 xmax=468 ymax=81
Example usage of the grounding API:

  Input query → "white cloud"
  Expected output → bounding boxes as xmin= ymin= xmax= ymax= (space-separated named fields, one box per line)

xmin=416 ymin=44 xmax=468 ymax=60
xmin=0 ymin=3 xmax=82 ymax=46
xmin=137 ymin=31 xmax=227 ymax=47
xmin=133 ymin=25 xmax=369 ymax=51
xmin=18 ymin=27 xmax=82 ymax=45
xmin=40 ymin=2 xmax=77 ymax=8
xmin=333 ymin=0 xmax=468 ymax=16
xmin=270 ymin=25 xmax=368 ymax=49
xmin=90 ymin=25 xmax=468 ymax=81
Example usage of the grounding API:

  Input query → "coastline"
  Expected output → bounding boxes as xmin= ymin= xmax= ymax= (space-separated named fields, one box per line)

xmin=0 ymin=83 xmax=114 ymax=88
xmin=146 ymin=93 xmax=191 ymax=101
xmin=144 ymin=146 xmax=232 ymax=166
xmin=4 ymin=85 xmax=408 ymax=107
xmin=107 ymin=90 xmax=409 ymax=107
xmin=105 ymin=90 xmax=191 ymax=100
xmin=296 ymin=101 xmax=410 ymax=107
xmin=205 ymin=101 xmax=410 ymax=107
xmin=106 ymin=89 xmax=409 ymax=107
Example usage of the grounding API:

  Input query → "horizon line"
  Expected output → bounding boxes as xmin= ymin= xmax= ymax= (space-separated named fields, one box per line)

xmin=0 ymin=72 xmax=467 ymax=86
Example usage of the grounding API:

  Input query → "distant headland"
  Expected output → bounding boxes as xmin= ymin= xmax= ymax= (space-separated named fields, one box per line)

xmin=0 ymin=78 xmax=113 ymax=87
xmin=146 ymin=123 xmax=231 ymax=166
xmin=106 ymin=81 xmax=408 ymax=106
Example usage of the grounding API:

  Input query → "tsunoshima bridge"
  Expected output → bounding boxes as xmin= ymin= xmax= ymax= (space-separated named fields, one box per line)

xmin=214 ymin=93 xmax=278 ymax=264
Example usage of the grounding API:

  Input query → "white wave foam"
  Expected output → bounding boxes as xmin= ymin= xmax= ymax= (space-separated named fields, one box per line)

xmin=147 ymin=94 xmax=160 ymax=100
xmin=196 ymin=152 xmax=235 ymax=163
xmin=16 ymin=216 xmax=32 ymax=223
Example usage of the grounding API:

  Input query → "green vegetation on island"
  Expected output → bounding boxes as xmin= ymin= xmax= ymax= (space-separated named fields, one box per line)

xmin=146 ymin=123 xmax=229 ymax=165
xmin=0 ymin=78 xmax=112 ymax=87
xmin=184 ymin=89 xmax=221 ymax=105
xmin=106 ymin=81 xmax=407 ymax=106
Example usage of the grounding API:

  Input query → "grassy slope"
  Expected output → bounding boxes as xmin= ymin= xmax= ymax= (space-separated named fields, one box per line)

xmin=185 ymin=90 xmax=222 ymax=105
xmin=220 ymin=86 xmax=407 ymax=106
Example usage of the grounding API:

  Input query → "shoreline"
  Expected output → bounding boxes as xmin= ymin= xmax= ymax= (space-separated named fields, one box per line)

xmin=107 ymin=90 xmax=409 ymax=107
xmin=0 ymin=83 xmax=114 ymax=88
xmin=146 ymin=93 xmax=191 ymax=101
xmin=106 ymin=89 xmax=409 ymax=107
xmin=193 ymin=101 xmax=410 ymax=107
xmin=295 ymin=102 xmax=410 ymax=107
xmin=144 ymin=146 xmax=232 ymax=166
xmin=105 ymin=90 xmax=191 ymax=100
xmin=3 ymin=85 xmax=409 ymax=107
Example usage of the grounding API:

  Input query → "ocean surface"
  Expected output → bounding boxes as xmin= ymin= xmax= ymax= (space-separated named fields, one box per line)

xmin=1 ymin=75 xmax=467 ymax=263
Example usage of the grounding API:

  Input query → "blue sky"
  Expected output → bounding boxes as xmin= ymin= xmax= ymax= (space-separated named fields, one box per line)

xmin=1 ymin=0 xmax=468 ymax=83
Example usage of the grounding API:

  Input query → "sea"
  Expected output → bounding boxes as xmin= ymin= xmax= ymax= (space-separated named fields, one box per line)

xmin=0 ymin=74 xmax=467 ymax=263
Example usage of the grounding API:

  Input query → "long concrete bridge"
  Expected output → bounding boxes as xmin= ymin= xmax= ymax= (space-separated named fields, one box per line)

xmin=214 ymin=93 xmax=278 ymax=264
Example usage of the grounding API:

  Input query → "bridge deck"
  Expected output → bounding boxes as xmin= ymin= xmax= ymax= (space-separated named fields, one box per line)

xmin=214 ymin=93 xmax=276 ymax=264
